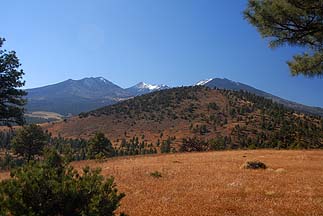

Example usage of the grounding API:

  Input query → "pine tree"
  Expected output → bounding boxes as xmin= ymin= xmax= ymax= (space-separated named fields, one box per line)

xmin=0 ymin=37 xmax=27 ymax=126
xmin=244 ymin=0 xmax=323 ymax=77
xmin=87 ymin=132 xmax=114 ymax=159
xmin=11 ymin=124 xmax=47 ymax=162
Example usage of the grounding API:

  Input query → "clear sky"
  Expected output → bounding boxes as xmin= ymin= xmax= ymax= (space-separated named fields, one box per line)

xmin=1 ymin=0 xmax=322 ymax=107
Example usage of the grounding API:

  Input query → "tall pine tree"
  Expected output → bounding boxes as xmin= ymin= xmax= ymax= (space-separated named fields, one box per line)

xmin=0 ymin=37 xmax=27 ymax=126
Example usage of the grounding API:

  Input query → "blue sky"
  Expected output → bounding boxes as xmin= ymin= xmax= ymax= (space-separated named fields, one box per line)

xmin=1 ymin=0 xmax=322 ymax=107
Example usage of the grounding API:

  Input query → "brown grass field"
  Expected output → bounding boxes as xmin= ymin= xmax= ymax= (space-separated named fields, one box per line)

xmin=78 ymin=150 xmax=323 ymax=216
xmin=1 ymin=150 xmax=323 ymax=215
xmin=25 ymin=111 xmax=64 ymax=121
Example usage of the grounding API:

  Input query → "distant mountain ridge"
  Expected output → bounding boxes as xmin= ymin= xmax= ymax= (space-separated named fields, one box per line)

xmin=25 ymin=76 xmax=323 ymax=117
xmin=27 ymin=77 xmax=130 ymax=99
xmin=197 ymin=78 xmax=323 ymax=117
xmin=25 ymin=77 xmax=169 ymax=115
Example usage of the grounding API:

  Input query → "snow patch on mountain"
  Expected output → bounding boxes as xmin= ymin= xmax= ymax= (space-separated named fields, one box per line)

xmin=195 ymin=79 xmax=213 ymax=86
xmin=98 ymin=77 xmax=109 ymax=84
xmin=126 ymin=82 xmax=169 ymax=96
xmin=135 ymin=82 xmax=168 ymax=90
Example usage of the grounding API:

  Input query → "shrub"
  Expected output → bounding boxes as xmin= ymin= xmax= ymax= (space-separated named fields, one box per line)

xmin=0 ymin=150 xmax=125 ymax=216
xmin=150 ymin=171 xmax=162 ymax=178
xmin=242 ymin=160 xmax=267 ymax=169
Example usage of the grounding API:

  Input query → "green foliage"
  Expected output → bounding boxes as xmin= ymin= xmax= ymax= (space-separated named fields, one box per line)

xmin=87 ymin=132 xmax=115 ymax=159
xmin=49 ymin=136 xmax=88 ymax=162
xmin=47 ymin=134 xmax=157 ymax=162
xmin=0 ymin=150 xmax=125 ymax=216
xmin=0 ymin=37 xmax=27 ymax=126
xmin=11 ymin=124 xmax=48 ymax=162
xmin=117 ymin=136 xmax=157 ymax=156
xmin=244 ymin=0 xmax=323 ymax=77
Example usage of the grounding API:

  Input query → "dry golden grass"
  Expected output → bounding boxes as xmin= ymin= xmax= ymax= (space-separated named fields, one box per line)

xmin=1 ymin=150 xmax=323 ymax=215
xmin=71 ymin=150 xmax=323 ymax=216
xmin=25 ymin=111 xmax=64 ymax=121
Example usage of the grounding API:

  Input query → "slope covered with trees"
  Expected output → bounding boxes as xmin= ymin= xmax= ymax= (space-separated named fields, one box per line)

xmin=44 ymin=86 xmax=323 ymax=152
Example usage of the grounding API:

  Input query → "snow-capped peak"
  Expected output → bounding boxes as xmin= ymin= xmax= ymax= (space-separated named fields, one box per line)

xmin=98 ymin=77 xmax=109 ymax=84
xmin=195 ymin=78 xmax=213 ymax=86
xmin=135 ymin=82 xmax=168 ymax=90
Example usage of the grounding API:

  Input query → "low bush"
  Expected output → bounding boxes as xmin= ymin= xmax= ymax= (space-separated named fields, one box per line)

xmin=242 ymin=160 xmax=267 ymax=169
xmin=150 ymin=171 xmax=162 ymax=178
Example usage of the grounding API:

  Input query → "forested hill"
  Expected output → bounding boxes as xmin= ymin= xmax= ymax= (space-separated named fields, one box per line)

xmin=202 ymin=78 xmax=323 ymax=117
xmin=44 ymin=86 xmax=323 ymax=151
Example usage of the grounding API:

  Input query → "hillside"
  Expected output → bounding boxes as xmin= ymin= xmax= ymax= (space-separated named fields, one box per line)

xmin=44 ymin=86 xmax=323 ymax=151
xmin=201 ymin=78 xmax=323 ymax=116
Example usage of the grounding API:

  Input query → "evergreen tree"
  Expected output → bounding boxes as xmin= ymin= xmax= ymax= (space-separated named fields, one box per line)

xmin=244 ymin=0 xmax=323 ymax=77
xmin=87 ymin=132 xmax=114 ymax=159
xmin=160 ymin=138 xmax=171 ymax=153
xmin=0 ymin=37 xmax=27 ymax=126
xmin=11 ymin=124 xmax=47 ymax=162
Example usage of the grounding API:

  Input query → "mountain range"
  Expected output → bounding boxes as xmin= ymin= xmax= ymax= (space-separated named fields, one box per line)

xmin=25 ymin=77 xmax=323 ymax=117
xmin=26 ymin=77 xmax=169 ymax=116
